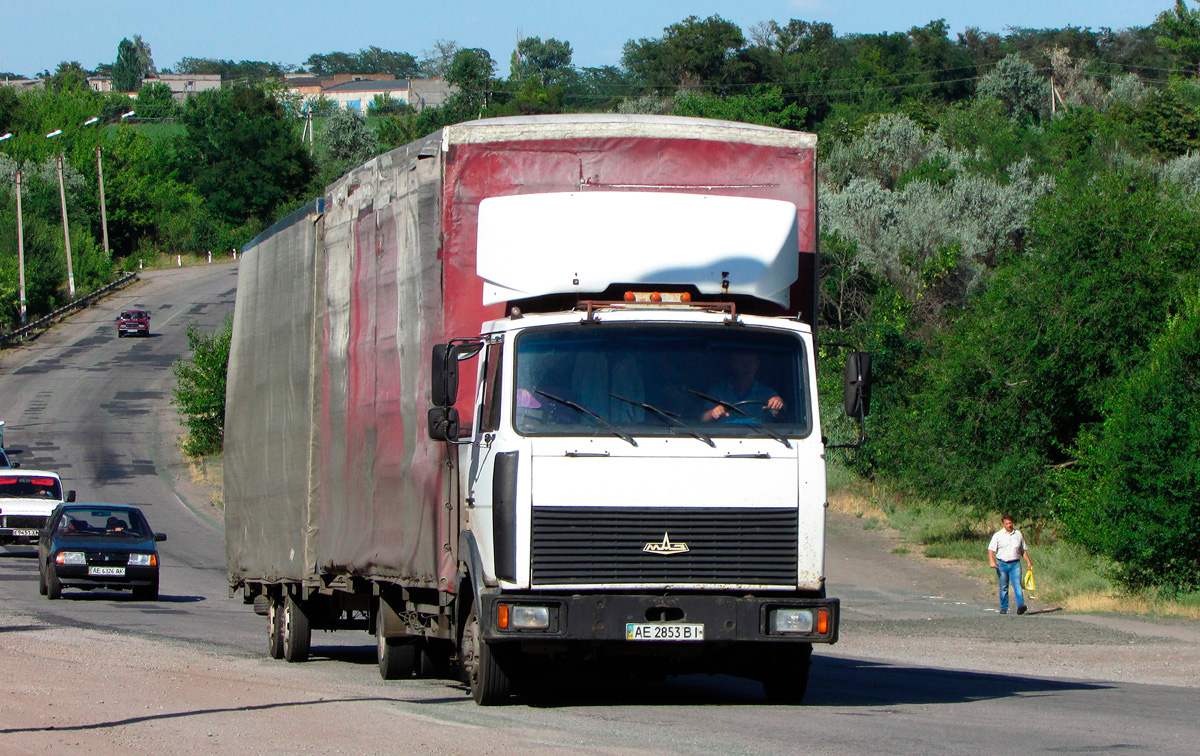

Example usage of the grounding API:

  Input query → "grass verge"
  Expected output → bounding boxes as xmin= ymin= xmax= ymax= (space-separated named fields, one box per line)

xmin=828 ymin=460 xmax=1200 ymax=618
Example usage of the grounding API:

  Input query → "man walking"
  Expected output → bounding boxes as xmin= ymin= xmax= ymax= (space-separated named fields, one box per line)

xmin=988 ymin=514 xmax=1032 ymax=615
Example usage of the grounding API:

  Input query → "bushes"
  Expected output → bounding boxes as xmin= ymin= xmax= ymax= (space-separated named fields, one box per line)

xmin=1058 ymin=290 xmax=1200 ymax=591
xmin=172 ymin=317 xmax=232 ymax=456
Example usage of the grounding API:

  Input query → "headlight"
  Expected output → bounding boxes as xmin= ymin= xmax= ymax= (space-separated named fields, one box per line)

xmin=56 ymin=552 xmax=86 ymax=565
xmin=497 ymin=604 xmax=551 ymax=630
xmin=127 ymin=553 xmax=156 ymax=566
xmin=770 ymin=608 xmax=814 ymax=634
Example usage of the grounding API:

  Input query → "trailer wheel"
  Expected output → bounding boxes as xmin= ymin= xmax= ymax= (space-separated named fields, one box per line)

xmin=282 ymin=594 xmax=311 ymax=662
xmin=267 ymin=595 xmax=285 ymax=659
xmin=461 ymin=601 xmax=511 ymax=705
xmin=377 ymin=626 xmax=417 ymax=680
xmin=762 ymin=643 xmax=812 ymax=705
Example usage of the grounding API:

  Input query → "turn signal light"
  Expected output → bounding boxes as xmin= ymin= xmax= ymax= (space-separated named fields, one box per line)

xmin=817 ymin=609 xmax=828 ymax=635
xmin=497 ymin=604 xmax=510 ymax=629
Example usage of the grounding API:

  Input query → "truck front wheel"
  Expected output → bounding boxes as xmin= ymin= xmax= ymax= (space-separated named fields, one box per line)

xmin=282 ymin=594 xmax=311 ymax=662
xmin=762 ymin=643 xmax=812 ymax=704
xmin=461 ymin=602 xmax=511 ymax=705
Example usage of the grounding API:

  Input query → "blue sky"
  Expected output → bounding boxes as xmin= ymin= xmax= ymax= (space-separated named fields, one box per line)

xmin=0 ymin=0 xmax=1179 ymax=78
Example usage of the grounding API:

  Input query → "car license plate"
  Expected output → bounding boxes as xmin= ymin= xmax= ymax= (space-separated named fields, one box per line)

xmin=626 ymin=623 xmax=705 ymax=641
xmin=88 ymin=566 xmax=125 ymax=576
xmin=11 ymin=529 xmax=38 ymax=537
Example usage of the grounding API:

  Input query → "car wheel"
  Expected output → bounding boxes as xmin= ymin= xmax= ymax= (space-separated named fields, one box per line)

xmin=46 ymin=564 xmax=62 ymax=600
xmin=118 ymin=332 xmax=125 ymax=338
xmin=761 ymin=643 xmax=812 ymax=705
xmin=282 ymin=593 xmax=311 ymax=663
xmin=133 ymin=579 xmax=159 ymax=601
xmin=267 ymin=595 xmax=285 ymax=659
xmin=461 ymin=601 xmax=511 ymax=705
xmin=38 ymin=563 xmax=48 ymax=596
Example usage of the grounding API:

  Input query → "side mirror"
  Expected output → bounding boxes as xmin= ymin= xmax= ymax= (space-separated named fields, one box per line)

xmin=65 ymin=490 xmax=76 ymax=503
xmin=11 ymin=462 xmax=18 ymax=469
xmin=155 ymin=533 xmax=167 ymax=542
xmin=431 ymin=344 xmax=457 ymax=407
xmin=431 ymin=341 xmax=484 ymax=407
xmin=844 ymin=351 xmax=873 ymax=418
xmin=428 ymin=406 xmax=461 ymax=441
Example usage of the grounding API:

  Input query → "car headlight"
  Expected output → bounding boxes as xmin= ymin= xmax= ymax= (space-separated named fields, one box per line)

xmin=56 ymin=552 xmax=86 ymax=565
xmin=770 ymin=608 xmax=814 ymax=634
xmin=127 ymin=553 xmax=156 ymax=566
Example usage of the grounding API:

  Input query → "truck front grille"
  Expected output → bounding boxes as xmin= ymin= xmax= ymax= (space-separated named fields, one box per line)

xmin=531 ymin=506 xmax=797 ymax=586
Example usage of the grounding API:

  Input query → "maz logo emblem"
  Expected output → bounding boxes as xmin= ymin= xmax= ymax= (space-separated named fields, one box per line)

xmin=643 ymin=532 xmax=690 ymax=555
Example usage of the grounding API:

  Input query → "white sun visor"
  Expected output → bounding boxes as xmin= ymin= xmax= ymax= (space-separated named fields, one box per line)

xmin=476 ymin=192 xmax=801 ymax=307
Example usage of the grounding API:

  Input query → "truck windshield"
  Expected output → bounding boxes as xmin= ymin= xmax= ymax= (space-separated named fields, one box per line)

xmin=0 ymin=476 xmax=62 ymax=500
xmin=513 ymin=324 xmax=811 ymax=439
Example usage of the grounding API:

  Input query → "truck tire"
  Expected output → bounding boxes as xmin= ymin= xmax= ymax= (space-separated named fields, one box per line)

xmin=377 ymin=626 xmax=417 ymax=680
xmin=267 ymin=595 xmax=285 ymax=659
xmin=282 ymin=594 xmax=311 ymax=662
xmin=46 ymin=564 xmax=62 ymax=600
xmin=416 ymin=639 xmax=452 ymax=679
xmin=762 ymin=643 xmax=813 ymax=705
xmin=461 ymin=601 xmax=511 ymax=705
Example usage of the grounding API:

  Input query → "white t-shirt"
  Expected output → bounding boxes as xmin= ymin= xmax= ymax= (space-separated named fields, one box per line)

xmin=988 ymin=528 xmax=1026 ymax=562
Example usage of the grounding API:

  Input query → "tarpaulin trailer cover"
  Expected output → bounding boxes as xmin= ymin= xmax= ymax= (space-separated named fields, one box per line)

xmin=224 ymin=114 xmax=818 ymax=592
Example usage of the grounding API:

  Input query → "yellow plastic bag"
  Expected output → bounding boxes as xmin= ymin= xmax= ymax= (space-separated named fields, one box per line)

xmin=1022 ymin=567 xmax=1036 ymax=591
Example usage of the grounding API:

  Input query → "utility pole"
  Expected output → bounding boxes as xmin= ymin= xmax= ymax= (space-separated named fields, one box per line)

xmin=96 ymin=145 xmax=110 ymax=257
xmin=55 ymin=154 xmax=76 ymax=299
xmin=15 ymin=169 xmax=27 ymax=326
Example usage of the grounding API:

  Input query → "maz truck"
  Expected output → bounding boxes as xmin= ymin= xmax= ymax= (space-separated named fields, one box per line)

xmin=225 ymin=114 xmax=871 ymax=705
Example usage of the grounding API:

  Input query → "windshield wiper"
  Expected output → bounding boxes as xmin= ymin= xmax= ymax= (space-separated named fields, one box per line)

xmin=687 ymin=389 xmax=792 ymax=449
xmin=609 ymin=393 xmax=715 ymax=448
xmin=534 ymin=390 xmax=638 ymax=447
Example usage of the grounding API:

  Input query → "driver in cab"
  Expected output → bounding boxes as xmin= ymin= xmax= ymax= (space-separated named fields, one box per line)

xmin=702 ymin=351 xmax=784 ymax=422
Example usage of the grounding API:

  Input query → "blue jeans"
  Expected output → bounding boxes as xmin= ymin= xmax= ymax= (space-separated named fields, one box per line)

xmin=996 ymin=560 xmax=1024 ymax=612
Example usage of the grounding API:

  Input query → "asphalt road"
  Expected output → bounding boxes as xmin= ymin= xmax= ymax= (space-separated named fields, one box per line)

xmin=1 ymin=263 xmax=1198 ymax=755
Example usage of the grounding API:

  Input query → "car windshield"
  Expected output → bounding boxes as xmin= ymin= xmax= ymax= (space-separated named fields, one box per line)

xmin=121 ymin=311 xmax=147 ymax=320
xmin=57 ymin=508 xmax=150 ymax=537
xmin=513 ymin=323 xmax=812 ymax=440
xmin=0 ymin=475 xmax=61 ymax=500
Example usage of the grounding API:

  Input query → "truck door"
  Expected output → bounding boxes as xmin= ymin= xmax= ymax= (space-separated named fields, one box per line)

xmin=466 ymin=337 xmax=520 ymax=585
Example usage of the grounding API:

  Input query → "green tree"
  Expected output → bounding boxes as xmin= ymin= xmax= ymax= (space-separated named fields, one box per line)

xmin=510 ymin=37 xmax=573 ymax=85
xmin=1155 ymin=0 xmax=1200 ymax=76
xmin=674 ymin=84 xmax=805 ymax=129
xmin=135 ymin=81 xmax=176 ymax=118
xmin=623 ymin=15 xmax=746 ymax=91
xmin=112 ymin=38 xmax=143 ymax=92
xmin=305 ymin=47 xmax=419 ymax=77
xmin=316 ymin=106 xmax=379 ymax=184
xmin=1059 ymin=289 xmax=1200 ymax=591
xmin=447 ymin=48 xmax=497 ymax=111
xmin=44 ymin=62 xmax=91 ymax=95
xmin=174 ymin=86 xmax=316 ymax=225
xmin=977 ymin=54 xmax=1045 ymax=124
xmin=173 ymin=317 xmax=233 ymax=456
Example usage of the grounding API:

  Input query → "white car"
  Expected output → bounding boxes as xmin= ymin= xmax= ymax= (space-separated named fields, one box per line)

xmin=0 ymin=470 xmax=76 ymax=545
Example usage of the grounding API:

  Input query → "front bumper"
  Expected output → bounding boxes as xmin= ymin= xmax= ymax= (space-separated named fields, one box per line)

xmin=480 ymin=591 xmax=839 ymax=644
xmin=55 ymin=564 xmax=158 ymax=589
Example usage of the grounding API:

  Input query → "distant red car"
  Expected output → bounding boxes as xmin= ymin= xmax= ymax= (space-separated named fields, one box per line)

xmin=117 ymin=308 xmax=150 ymax=337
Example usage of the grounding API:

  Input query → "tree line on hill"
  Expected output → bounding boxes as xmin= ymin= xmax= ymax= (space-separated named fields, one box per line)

xmin=6 ymin=3 xmax=1200 ymax=591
